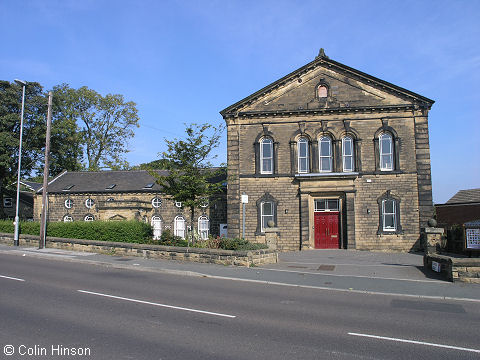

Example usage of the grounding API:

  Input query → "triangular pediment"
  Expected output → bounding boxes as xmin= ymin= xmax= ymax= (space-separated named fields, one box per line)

xmin=109 ymin=214 xmax=127 ymax=221
xmin=220 ymin=53 xmax=434 ymax=117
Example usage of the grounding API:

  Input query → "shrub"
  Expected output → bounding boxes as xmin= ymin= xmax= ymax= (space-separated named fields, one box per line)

xmin=0 ymin=220 xmax=152 ymax=243
xmin=150 ymin=229 xmax=188 ymax=247
xmin=218 ymin=237 xmax=268 ymax=251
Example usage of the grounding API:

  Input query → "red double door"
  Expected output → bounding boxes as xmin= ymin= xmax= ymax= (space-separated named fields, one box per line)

xmin=314 ymin=212 xmax=340 ymax=249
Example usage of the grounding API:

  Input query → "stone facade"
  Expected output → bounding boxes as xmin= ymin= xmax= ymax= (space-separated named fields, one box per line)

xmin=221 ymin=50 xmax=434 ymax=252
xmin=33 ymin=171 xmax=227 ymax=239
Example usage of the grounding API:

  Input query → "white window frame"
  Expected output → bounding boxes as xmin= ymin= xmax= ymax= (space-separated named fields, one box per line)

xmin=261 ymin=201 xmax=275 ymax=232
xmin=3 ymin=197 xmax=13 ymax=208
xmin=151 ymin=215 xmax=162 ymax=240
xmin=297 ymin=137 xmax=309 ymax=173
xmin=198 ymin=215 xmax=210 ymax=240
xmin=200 ymin=197 xmax=209 ymax=208
xmin=85 ymin=198 xmax=94 ymax=209
xmin=260 ymin=138 xmax=273 ymax=174
xmin=64 ymin=199 xmax=73 ymax=209
xmin=382 ymin=199 xmax=397 ymax=231
xmin=175 ymin=201 xmax=182 ymax=208
xmin=151 ymin=197 xmax=162 ymax=208
xmin=319 ymin=136 xmax=332 ymax=172
xmin=63 ymin=215 xmax=73 ymax=222
xmin=379 ymin=133 xmax=394 ymax=171
xmin=342 ymin=136 xmax=354 ymax=172
xmin=174 ymin=216 xmax=186 ymax=239
xmin=84 ymin=214 xmax=94 ymax=222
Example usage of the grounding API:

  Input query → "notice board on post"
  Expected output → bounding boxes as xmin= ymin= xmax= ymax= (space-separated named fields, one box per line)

xmin=464 ymin=220 xmax=480 ymax=251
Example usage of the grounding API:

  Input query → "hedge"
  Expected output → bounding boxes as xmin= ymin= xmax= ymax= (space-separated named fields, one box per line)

xmin=0 ymin=220 xmax=152 ymax=243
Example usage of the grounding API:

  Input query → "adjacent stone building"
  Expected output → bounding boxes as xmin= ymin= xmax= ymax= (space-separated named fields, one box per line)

xmin=220 ymin=49 xmax=435 ymax=251
xmin=34 ymin=170 xmax=227 ymax=239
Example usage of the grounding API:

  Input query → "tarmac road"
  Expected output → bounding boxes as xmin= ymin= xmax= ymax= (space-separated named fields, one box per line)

xmin=1 ymin=251 xmax=479 ymax=360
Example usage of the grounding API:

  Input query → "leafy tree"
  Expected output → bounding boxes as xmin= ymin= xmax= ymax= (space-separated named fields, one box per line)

xmin=0 ymin=80 xmax=45 ymax=218
xmin=150 ymin=123 xmax=225 ymax=244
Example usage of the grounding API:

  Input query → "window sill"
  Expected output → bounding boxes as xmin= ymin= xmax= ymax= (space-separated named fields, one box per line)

xmin=295 ymin=172 xmax=359 ymax=179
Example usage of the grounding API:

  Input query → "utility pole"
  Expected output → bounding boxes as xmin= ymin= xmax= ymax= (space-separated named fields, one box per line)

xmin=39 ymin=92 xmax=53 ymax=249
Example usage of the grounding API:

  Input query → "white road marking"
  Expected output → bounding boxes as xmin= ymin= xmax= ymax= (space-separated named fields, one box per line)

xmin=0 ymin=275 xmax=25 ymax=282
xmin=258 ymin=267 xmax=445 ymax=283
xmin=77 ymin=290 xmax=236 ymax=318
xmin=196 ymin=273 xmax=480 ymax=303
xmin=348 ymin=332 xmax=480 ymax=353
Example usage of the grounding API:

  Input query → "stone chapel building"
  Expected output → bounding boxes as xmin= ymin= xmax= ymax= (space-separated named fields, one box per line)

xmin=220 ymin=49 xmax=434 ymax=251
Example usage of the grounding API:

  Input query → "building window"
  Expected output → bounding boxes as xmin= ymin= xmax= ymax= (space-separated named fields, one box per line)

xmin=106 ymin=198 xmax=115 ymax=202
xmin=377 ymin=190 xmax=402 ymax=234
xmin=297 ymin=137 xmax=309 ymax=173
xmin=382 ymin=199 xmax=396 ymax=231
xmin=175 ymin=201 xmax=182 ymax=208
xmin=174 ymin=215 xmax=186 ymax=239
xmin=256 ymin=192 xmax=278 ymax=234
xmin=84 ymin=214 xmax=94 ymax=222
xmin=63 ymin=215 xmax=73 ymax=222
xmin=198 ymin=215 xmax=209 ymax=240
xmin=379 ymin=133 xmax=393 ymax=171
xmin=151 ymin=215 xmax=162 ymax=240
xmin=317 ymin=85 xmax=328 ymax=98
xmin=260 ymin=138 xmax=273 ymax=174
xmin=200 ymin=197 xmax=209 ymax=208
xmin=314 ymin=199 xmax=339 ymax=212
xmin=319 ymin=136 xmax=332 ymax=172
xmin=85 ymin=198 xmax=94 ymax=209
xmin=151 ymin=197 xmax=162 ymax=208
xmin=342 ymin=136 xmax=354 ymax=172
xmin=3 ymin=197 xmax=13 ymax=208
xmin=261 ymin=202 xmax=275 ymax=232
xmin=64 ymin=199 xmax=73 ymax=209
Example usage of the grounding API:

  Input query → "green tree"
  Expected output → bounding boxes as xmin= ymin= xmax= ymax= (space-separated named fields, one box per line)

xmin=150 ymin=123 xmax=225 ymax=244
xmin=0 ymin=80 xmax=45 ymax=218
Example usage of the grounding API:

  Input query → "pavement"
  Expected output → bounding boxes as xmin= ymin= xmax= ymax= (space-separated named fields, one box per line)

xmin=0 ymin=243 xmax=479 ymax=302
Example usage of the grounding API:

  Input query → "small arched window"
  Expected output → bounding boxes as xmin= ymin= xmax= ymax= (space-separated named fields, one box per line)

xmin=319 ymin=136 xmax=332 ymax=172
xmin=342 ymin=136 xmax=354 ymax=172
xmin=85 ymin=198 xmax=94 ymax=209
xmin=198 ymin=215 xmax=209 ymax=240
xmin=151 ymin=197 xmax=162 ymax=208
xmin=379 ymin=133 xmax=393 ymax=171
xmin=317 ymin=85 xmax=328 ymax=98
xmin=151 ymin=215 xmax=162 ymax=240
xmin=297 ymin=137 xmax=309 ymax=173
xmin=84 ymin=214 xmax=94 ymax=222
xmin=260 ymin=137 xmax=273 ymax=174
xmin=64 ymin=199 xmax=73 ymax=209
xmin=174 ymin=215 xmax=186 ymax=239
xmin=63 ymin=215 xmax=73 ymax=222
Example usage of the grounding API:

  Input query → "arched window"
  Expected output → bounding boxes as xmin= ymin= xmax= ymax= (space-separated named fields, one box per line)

xmin=64 ymin=199 xmax=73 ymax=209
xmin=379 ymin=133 xmax=393 ymax=171
xmin=198 ymin=215 xmax=209 ymax=240
xmin=317 ymin=85 xmax=328 ymax=98
xmin=151 ymin=215 xmax=162 ymax=240
xmin=84 ymin=214 xmax=94 ymax=222
xmin=342 ymin=136 xmax=354 ymax=172
xmin=174 ymin=216 xmax=186 ymax=239
xmin=63 ymin=215 xmax=73 ymax=222
xmin=260 ymin=138 xmax=273 ymax=174
xmin=377 ymin=190 xmax=402 ymax=235
xmin=256 ymin=192 xmax=278 ymax=234
xmin=297 ymin=137 xmax=309 ymax=173
xmin=319 ymin=136 xmax=332 ymax=172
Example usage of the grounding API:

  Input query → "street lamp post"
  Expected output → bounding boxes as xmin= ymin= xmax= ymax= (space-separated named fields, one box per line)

xmin=13 ymin=79 xmax=27 ymax=247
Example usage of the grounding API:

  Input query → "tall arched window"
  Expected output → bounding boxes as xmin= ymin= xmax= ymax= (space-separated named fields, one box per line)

xmin=260 ymin=138 xmax=273 ymax=174
xmin=342 ymin=136 xmax=354 ymax=172
xmin=151 ymin=215 xmax=162 ymax=240
xmin=174 ymin=216 xmax=186 ymax=239
xmin=297 ymin=137 xmax=309 ymax=173
xmin=319 ymin=136 xmax=332 ymax=172
xmin=198 ymin=215 xmax=209 ymax=240
xmin=379 ymin=133 xmax=393 ymax=171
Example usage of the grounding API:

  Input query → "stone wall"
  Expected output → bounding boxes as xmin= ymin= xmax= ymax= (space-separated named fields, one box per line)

xmin=0 ymin=233 xmax=277 ymax=267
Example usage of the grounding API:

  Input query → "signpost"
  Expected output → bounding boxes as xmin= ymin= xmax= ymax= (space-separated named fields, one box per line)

xmin=241 ymin=193 xmax=248 ymax=239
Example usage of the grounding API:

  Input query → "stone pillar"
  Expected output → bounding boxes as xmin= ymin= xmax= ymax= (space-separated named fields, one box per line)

xmin=423 ymin=227 xmax=445 ymax=255
xmin=264 ymin=226 xmax=279 ymax=250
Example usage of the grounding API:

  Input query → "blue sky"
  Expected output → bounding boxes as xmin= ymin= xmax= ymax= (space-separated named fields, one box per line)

xmin=1 ymin=0 xmax=479 ymax=203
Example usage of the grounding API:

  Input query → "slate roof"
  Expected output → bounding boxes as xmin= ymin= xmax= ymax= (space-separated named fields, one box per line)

xmin=20 ymin=180 xmax=42 ymax=192
xmin=220 ymin=48 xmax=434 ymax=117
xmin=445 ymin=188 xmax=480 ymax=204
xmin=38 ymin=170 xmax=168 ymax=194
